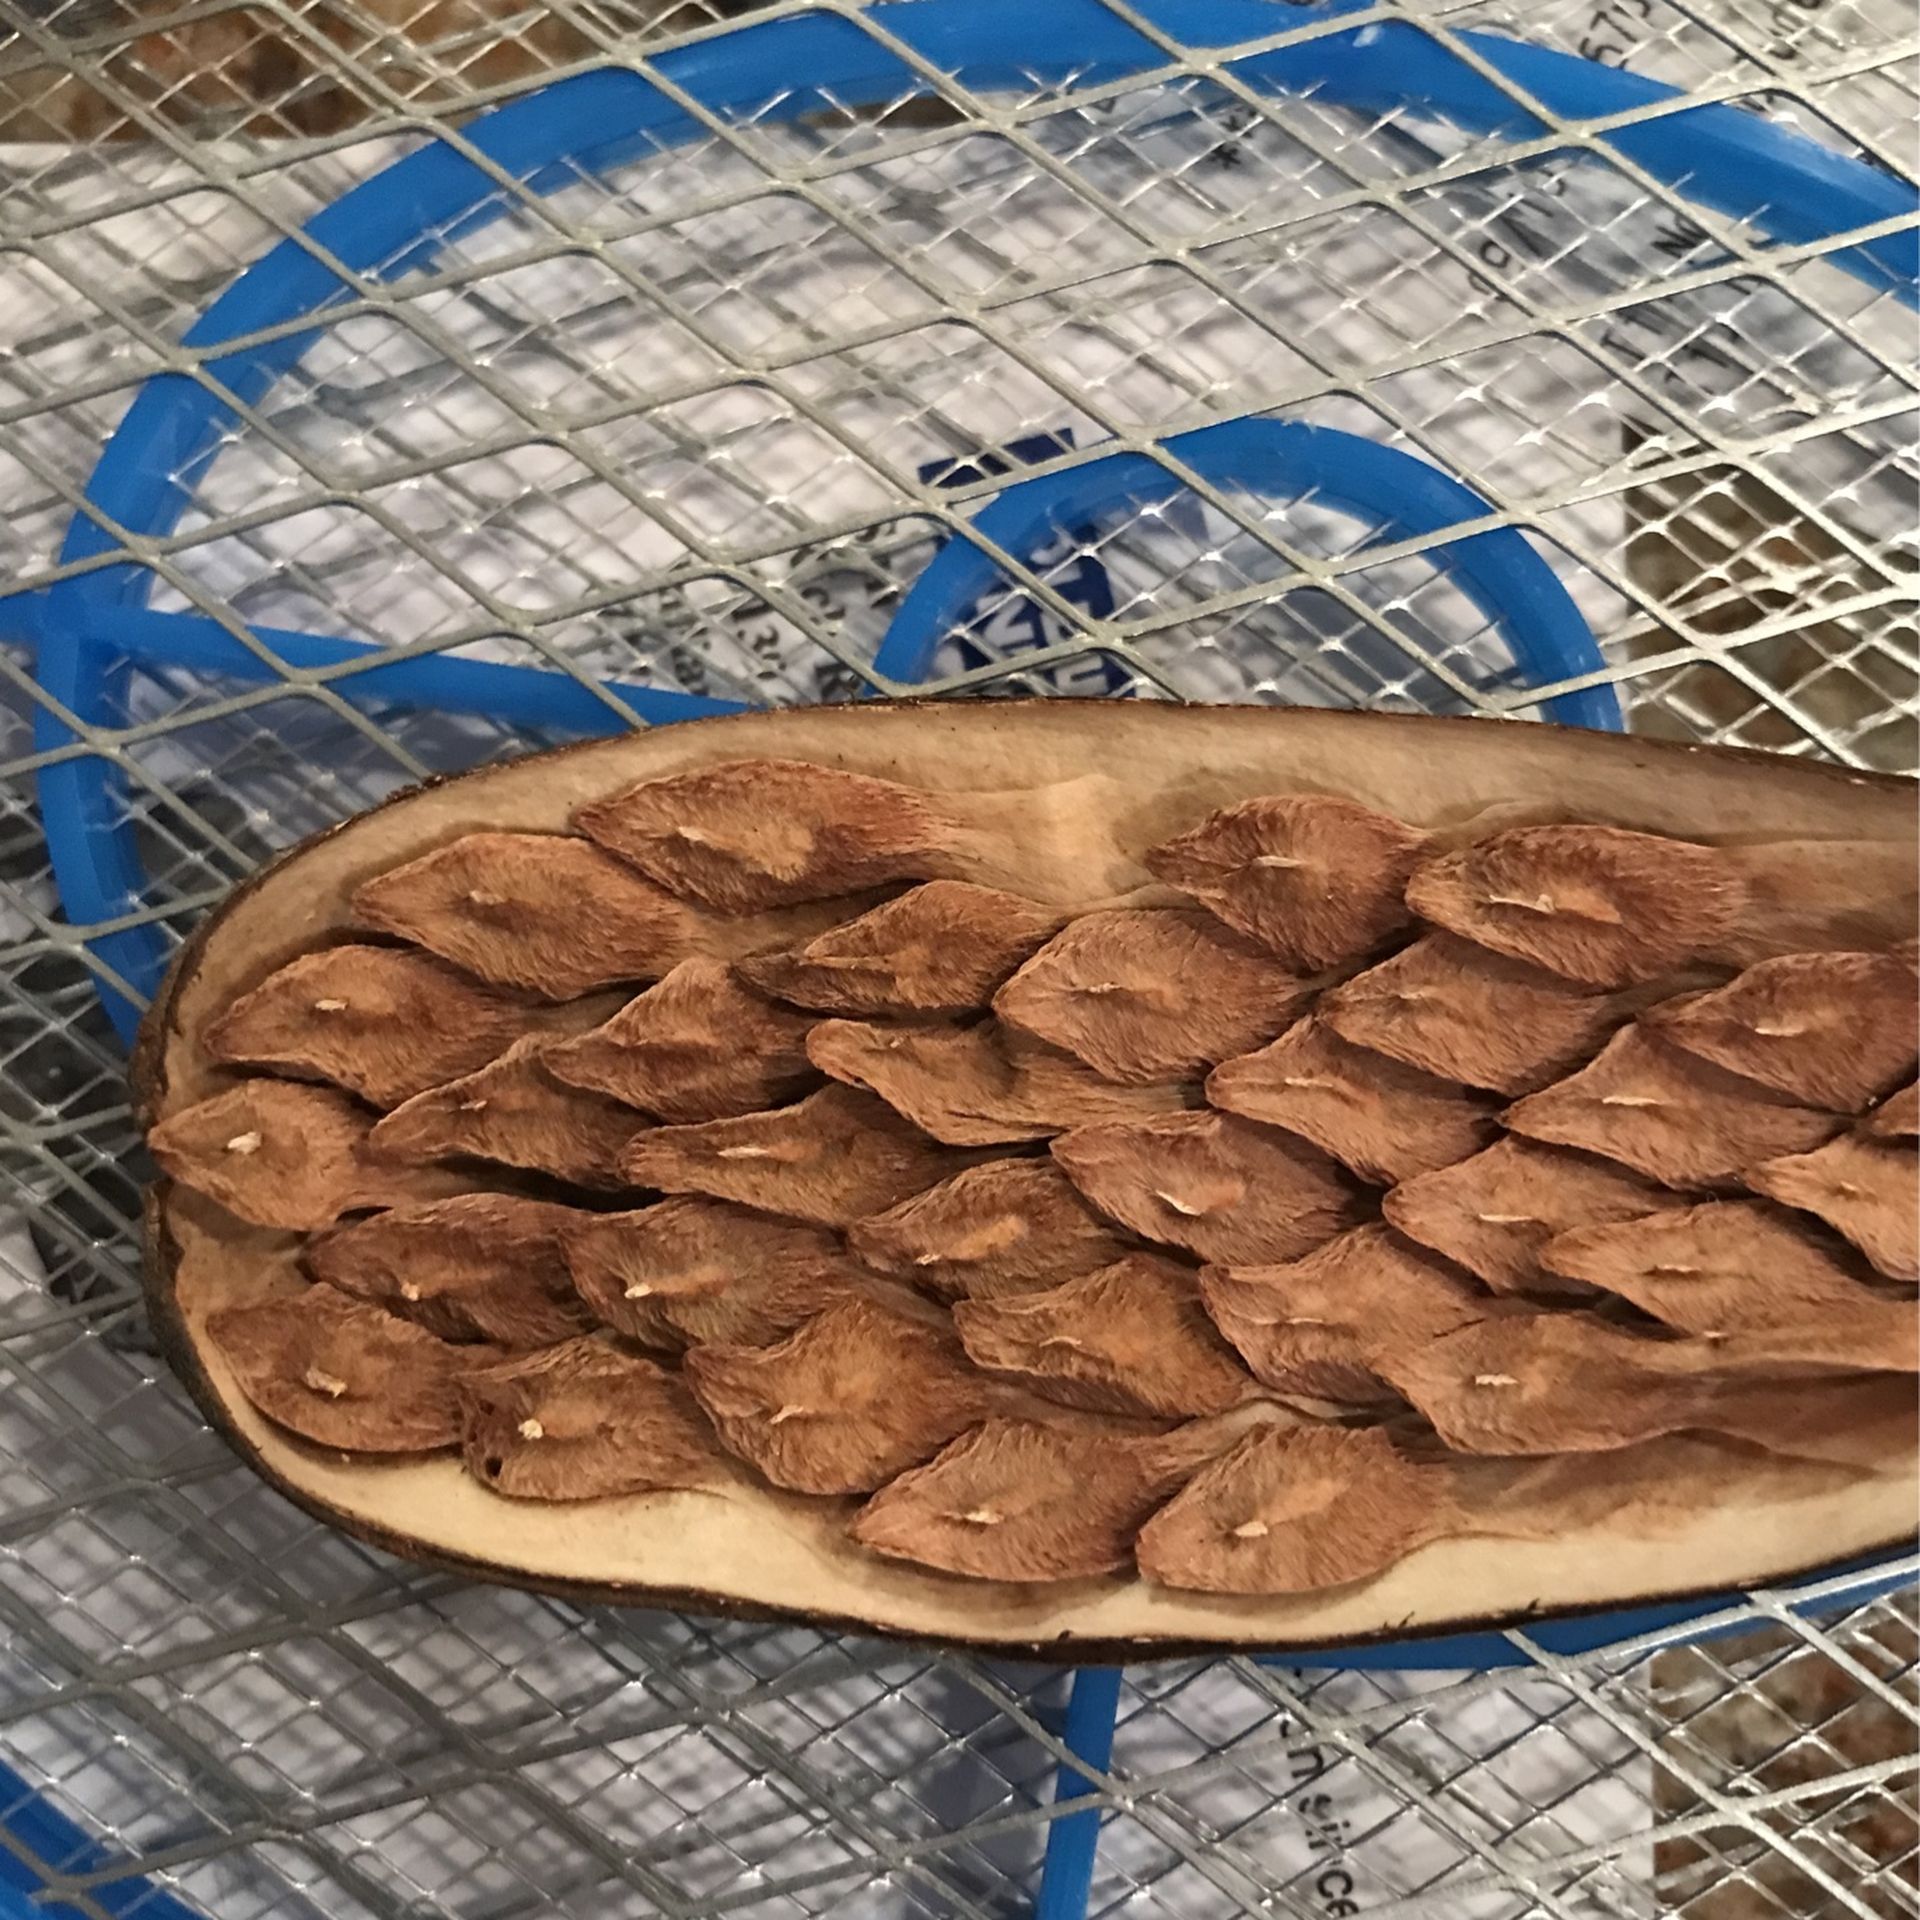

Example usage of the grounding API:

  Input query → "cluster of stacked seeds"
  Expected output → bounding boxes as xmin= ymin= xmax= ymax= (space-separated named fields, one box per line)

xmin=148 ymin=757 xmax=1918 ymax=1594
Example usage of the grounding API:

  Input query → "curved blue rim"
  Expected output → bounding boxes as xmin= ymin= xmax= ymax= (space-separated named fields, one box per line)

xmin=874 ymin=414 xmax=1618 ymax=724
xmin=4 ymin=5 xmax=1913 ymax=1915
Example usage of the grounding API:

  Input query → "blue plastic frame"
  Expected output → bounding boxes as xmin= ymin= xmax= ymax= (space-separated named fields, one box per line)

xmin=4 ymin=5 xmax=1914 ymax=1916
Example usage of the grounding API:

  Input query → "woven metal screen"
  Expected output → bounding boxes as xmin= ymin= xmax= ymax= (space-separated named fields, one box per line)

xmin=0 ymin=0 xmax=1913 ymax=1914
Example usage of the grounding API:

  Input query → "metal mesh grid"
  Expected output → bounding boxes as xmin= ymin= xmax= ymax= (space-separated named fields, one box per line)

xmin=0 ymin=0 xmax=1915 ymax=1914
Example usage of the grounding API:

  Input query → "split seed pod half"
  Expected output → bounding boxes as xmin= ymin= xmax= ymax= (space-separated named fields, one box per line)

xmin=370 ymin=1037 xmax=646 ymax=1190
xmin=1198 ymin=1225 xmax=1489 ymax=1404
xmin=561 ymin=1197 xmax=900 ymax=1349
xmin=1382 ymin=1138 xmax=1667 ymax=1297
xmin=682 ymin=1296 xmax=1000 ymax=1495
xmin=204 ymin=944 xmax=567 ymax=1108
xmin=1541 ymin=1200 xmax=1917 ymax=1372
xmin=1643 ymin=950 xmax=1919 ymax=1113
xmin=1503 ymin=1027 xmax=1838 ymax=1190
xmin=1748 ymin=1133 xmax=1920 ymax=1283
xmin=618 ymin=1085 xmax=989 ymax=1227
xmin=1319 ymin=935 xmax=1631 ymax=1096
xmin=852 ymin=1412 xmax=1265 ymax=1584
xmin=951 ymin=1252 xmax=1254 ymax=1418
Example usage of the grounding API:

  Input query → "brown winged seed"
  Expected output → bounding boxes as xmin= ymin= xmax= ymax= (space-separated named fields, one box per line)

xmin=1199 ymin=1225 xmax=1488 ymax=1404
xmin=1504 ymin=1026 xmax=1839 ymax=1189
xmin=807 ymin=1018 xmax=1188 ymax=1147
xmin=619 ymin=1084 xmax=983 ymax=1227
xmin=683 ymin=1296 xmax=997 ymax=1494
xmin=574 ymin=757 xmax=955 ymax=912
xmin=1136 ymin=1423 xmax=1454 ymax=1595
xmin=1320 ymin=934 xmax=1630 ymax=1095
xmin=148 ymin=1080 xmax=459 ymax=1230
xmin=370 ymin=1036 xmax=644 ymax=1189
xmin=1748 ymin=1132 xmax=1920 ymax=1282
xmin=952 ymin=1252 xmax=1253 ymax=1418
xmin=738 ymin=881 xmax=1061 ymax=1015
xmin=561 ymin=1197 xmax=877 ymax=1349
xmin=1644 ymin=950 xmax=1919 ymax=1113
xmin=1382 ymin=1137 xmax=1667 ymax=1296
xmin=307 ymin=1192 xmax=592 ymax=1347
xmin=1052 ymin=1110 xmax=1357 ymax=1266
xmin=848 ymin=1159 xmax=1134 ymax=1301
xmin=1404 ymin=824 xmax=1746 ymax=987
xmin=204 ymin=944 xmax=547 ymax=1108
xmin=1145 ymin=794 xmax=1431 ymax=970
xmin=352 ymin=831 xmax=693 ymax=999
xmin=1541 ymin=1200 xmax=1918 ymax=1372
xmin=541 ymin=958 xmax=818 ymax=1122
xmin=853 ymin=1419 xmax=1200 ymax=1583
xmin=458 ymin=1339 xmax=724 ymax=1501
xmin=1866 ymin=1082 xmax=1920 ymax=1142
xmin=993 ymin=909 xmax=1311 ymax=1084
xmin=1370 ymin=1314 xmax=1795 ymax=1456
xmin=207 ymin=1284 xmax=476 ymax=1451
xmin=1208 ymin=1016 xmax=1499 ymax=1185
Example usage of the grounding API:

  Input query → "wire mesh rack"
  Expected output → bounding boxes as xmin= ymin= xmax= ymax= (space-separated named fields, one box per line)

xmin=0 ymin=0 xmax=1915 ymax=1914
